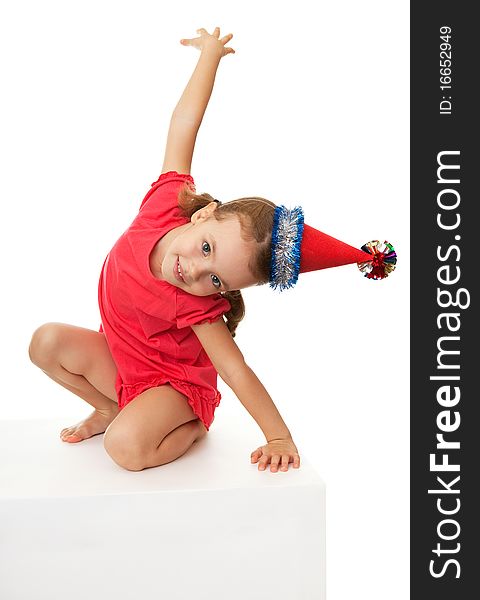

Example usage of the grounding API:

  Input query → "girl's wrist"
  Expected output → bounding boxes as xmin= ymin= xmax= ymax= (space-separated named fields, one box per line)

xmin=267 ymin=432 xmax=293 ymax=443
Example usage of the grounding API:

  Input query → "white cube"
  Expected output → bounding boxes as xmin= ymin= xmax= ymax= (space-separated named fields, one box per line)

xmin=0 ymin=418 xmax=325 ymax=600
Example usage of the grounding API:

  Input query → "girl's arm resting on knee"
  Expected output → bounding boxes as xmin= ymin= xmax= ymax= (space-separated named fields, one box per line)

xmin=161 ymin=44 xmax=222 ymax=175
xmin=192 ymin=319 xmax=292 ymax=443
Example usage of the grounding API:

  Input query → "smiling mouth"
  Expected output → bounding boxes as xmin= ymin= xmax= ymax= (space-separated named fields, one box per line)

xmin=174 ymin=256 xmax=185 ymax=283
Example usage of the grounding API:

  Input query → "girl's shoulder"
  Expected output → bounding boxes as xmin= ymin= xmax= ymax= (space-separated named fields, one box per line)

xmin=135 ymin=171 xmax=196 ymax=222
xmin=150 ymin=171 xmax=195 ymax=190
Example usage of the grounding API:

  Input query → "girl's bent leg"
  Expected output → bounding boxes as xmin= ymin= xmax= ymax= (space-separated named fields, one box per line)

xmin=103 ymin=384 xmax=207 ymax=471
xmin=28 ymin=322 xmax=119 ymax=442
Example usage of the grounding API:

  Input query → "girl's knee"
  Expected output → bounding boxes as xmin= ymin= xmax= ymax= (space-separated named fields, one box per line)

xmin=103 ymin=430 xmax=146 ymax=471
xmin=28 ymin=322 xmax=63 ymax=367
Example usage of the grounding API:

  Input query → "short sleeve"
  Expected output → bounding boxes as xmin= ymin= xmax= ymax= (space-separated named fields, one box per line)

xmin=138 ymin=171 xmax=196 ymax=213
xmin=176 ymin=291 xmax=231 ymax=329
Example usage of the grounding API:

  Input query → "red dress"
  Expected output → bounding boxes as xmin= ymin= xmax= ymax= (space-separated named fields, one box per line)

xmin=97 ymin=171 xmax=231 ymax=431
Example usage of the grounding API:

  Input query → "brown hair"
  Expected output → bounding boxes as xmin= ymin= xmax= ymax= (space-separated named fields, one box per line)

xmin=177 ymin=182 xmax=276 ymax=337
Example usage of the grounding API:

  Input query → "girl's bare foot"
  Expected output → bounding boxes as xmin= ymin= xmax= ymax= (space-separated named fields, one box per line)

xmin=60 ymin=407 xmax=119 ymax=443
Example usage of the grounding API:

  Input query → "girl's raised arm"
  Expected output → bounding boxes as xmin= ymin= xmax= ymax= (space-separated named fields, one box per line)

xmin=161 ymin=27 xmax=235 ymax=175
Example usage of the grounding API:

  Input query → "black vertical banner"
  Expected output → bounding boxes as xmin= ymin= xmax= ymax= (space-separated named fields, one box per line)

xmin=411 ymin=2 xmax=477 ymax=598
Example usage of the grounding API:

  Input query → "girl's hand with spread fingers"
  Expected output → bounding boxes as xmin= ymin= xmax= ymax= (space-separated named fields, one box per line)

xmin=180 ymin=27 xmax=235 ymax=58
xmin=251 ymin=436 xmax=301 ymax=472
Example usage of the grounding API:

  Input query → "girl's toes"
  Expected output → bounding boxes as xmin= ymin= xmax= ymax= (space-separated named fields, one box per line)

xmin=61 ymin=427 xmax=78 ymax=441
xmin=63 ymin=429 xmax=82 ymax=442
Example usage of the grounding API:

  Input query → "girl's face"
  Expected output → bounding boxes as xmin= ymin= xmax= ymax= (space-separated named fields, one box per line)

xmin=160 ymin=203 xmax=259 ymax=296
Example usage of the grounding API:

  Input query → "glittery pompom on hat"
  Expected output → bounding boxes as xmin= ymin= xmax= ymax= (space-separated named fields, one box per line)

xmin=357 ymin=240 xmax=397 ymax=280
xmin=269 ymin=205 xmax=396 ymax=291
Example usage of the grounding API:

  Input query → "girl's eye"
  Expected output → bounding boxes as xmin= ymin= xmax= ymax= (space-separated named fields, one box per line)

xmin=211 ymin=274 xmax=221 ymax=289
xmin=202 ymin=242 xmax=221 ymax=288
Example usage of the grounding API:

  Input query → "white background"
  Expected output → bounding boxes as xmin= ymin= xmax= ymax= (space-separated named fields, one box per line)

xmin=0 ymin=1 xmax=409 ymax=598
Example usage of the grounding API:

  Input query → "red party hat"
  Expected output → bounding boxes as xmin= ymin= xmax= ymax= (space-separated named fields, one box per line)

xmin=299 ymin=224 xmax=372 ymax=273
xmin=269 ymin=205 xmax=397 ymax=290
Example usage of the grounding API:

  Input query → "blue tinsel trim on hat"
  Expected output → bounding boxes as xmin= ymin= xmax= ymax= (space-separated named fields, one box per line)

xmin=269 ymin=205 xmax=304 ymax=291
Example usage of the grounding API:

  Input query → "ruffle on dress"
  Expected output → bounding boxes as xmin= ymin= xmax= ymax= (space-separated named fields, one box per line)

xmin=151 ymin=170 xmax=196 ymax=190
xmin=117 ymin=376 xmax=221 ymax=432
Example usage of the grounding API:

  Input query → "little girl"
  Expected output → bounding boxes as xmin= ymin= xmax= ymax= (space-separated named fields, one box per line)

xmin=28 ymin=27 xmax=301 ymax=473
